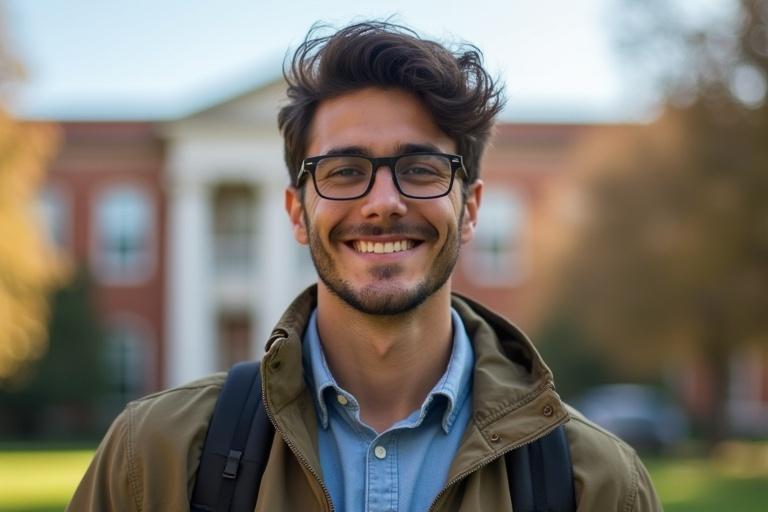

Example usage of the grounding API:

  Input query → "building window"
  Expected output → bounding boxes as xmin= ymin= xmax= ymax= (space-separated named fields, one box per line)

xmin=217 ymin=312 xmax=252 ymax=371
xmin=38 ymin=185 xmax=70 ymax=253
xmin=213 ymin=186 xmax=257 ymax=275
xmin=104 ymin=319 xmax=152 ymax=408
xmin=93 ymin=186 xmax=154 ymax=284
xmin=465 ymin=188 xmax=527 ymax=286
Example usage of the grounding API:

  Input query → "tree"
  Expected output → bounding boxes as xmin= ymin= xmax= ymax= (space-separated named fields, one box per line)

xmin=0 ymin=269 xmax=108 ymax=438
xmin=0 ymin=8 xmax=62 ymax=385
xmin=537 ymin=0 xmax=768 ymax=441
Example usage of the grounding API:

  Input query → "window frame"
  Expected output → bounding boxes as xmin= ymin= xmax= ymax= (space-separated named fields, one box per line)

xmin=91 ymin=184 xmax=156 ymax=285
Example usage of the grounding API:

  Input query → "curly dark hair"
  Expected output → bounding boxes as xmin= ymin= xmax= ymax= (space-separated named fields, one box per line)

xmin=278 ymin=21 xmax=505 ymax=188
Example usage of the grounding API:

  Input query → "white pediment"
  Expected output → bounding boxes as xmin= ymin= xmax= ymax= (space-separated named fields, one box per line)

xmin=163 ymin=77 xmax=288 ymax=137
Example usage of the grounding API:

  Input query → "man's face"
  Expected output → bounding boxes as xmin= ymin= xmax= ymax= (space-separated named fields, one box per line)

xmin=286 ymin=87 xmax=481 ymax=315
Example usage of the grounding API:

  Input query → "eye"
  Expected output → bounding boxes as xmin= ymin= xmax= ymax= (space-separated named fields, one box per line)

xmin=399 ymin=165 xmax=440 ymax=176
xmin=328 ymin=166 xmax=366 ymax=178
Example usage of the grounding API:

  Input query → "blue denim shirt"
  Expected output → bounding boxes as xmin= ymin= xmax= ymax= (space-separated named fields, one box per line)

xmin=302 ymin=308 xmax=474 ymax=512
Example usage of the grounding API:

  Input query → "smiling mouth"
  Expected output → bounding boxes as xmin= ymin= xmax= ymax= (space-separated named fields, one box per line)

xmin=350 ymin=239 xmax=421 ymax=254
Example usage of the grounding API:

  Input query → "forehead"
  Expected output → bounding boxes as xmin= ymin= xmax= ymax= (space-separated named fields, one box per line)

xmin=306 ymin=87 xmax=455 ymax=156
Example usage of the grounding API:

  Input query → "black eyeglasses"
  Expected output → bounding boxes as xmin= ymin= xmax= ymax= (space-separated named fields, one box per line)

xmin=297 ymin=152 xmax=467 ymax=200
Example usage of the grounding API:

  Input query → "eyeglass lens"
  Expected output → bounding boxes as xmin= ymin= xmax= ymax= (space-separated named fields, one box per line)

xmin=313 ymin=154 xmax=453 ymax=199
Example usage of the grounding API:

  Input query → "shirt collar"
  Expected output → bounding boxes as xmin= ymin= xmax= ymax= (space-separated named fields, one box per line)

xmin=302 ymin=308 xmax=474 ymax=433
xmin=303 ymin=309 xmax=337 ymax=428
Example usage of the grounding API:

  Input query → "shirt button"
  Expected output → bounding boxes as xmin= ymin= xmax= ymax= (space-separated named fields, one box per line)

xmin=374 ymin=446 xmax=387 ymax=459
xmin=336 ymin=394 xmax=349 ymax=406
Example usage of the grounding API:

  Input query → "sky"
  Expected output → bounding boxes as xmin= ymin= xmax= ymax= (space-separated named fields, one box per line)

xmin=1 ymin=0 xmax=729 ymax=122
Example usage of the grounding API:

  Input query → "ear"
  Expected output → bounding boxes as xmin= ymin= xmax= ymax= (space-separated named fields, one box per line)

xmin=285 ymin=186 xmax=309 ymax=245
xmin=460 ymin=180 xmax=483 ymax=244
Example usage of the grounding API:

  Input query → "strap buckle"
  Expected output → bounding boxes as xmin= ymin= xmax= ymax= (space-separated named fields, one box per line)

xmin=223 ymin=449 xmax=243 ymax=479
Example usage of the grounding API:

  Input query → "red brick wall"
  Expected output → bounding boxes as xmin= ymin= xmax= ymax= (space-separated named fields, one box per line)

xmin=46 ymin=122 xmax=166 ymax=391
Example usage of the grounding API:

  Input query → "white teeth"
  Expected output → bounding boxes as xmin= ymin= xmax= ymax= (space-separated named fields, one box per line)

xmin=353 ymin=240 xmax=413 ymax=254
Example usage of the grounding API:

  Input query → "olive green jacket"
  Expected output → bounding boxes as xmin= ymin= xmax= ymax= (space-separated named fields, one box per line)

xmin=68 ymin=287 xmax=662 ymax=511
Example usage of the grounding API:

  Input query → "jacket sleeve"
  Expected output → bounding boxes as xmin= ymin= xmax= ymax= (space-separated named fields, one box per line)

xmin=631 ymin=453 xmax=662 ymax=512
xmin=66 ymin=409 xmax=140 ymax=512
xmin=67 ymin=379 xmax=222 ymax=512
xmin=565 ymin=412 xmax=663 ymax=512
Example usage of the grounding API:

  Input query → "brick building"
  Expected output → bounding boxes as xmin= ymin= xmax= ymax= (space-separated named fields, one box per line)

xmin=35 ymin=79 xmax=768 ymax=434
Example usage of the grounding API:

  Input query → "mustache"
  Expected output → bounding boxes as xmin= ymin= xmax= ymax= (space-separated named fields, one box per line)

xmin=330 ymin=222 xmax=438 ymax=241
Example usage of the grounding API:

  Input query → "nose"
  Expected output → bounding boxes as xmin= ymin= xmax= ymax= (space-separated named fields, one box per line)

xmin=359 ymin=167 xmax=407 ymax=219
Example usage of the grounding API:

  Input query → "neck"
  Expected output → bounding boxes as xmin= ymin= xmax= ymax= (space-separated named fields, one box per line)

xmin=315 ymin=282 xmax=454 ymax=432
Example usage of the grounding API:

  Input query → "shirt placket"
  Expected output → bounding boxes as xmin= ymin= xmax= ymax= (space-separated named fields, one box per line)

xmin=366 ymin=432 xmax=398 ymax=512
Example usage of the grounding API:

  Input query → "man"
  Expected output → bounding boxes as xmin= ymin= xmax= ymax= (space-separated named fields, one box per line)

xmin=69 ymin=22 xmax=661 ymax=511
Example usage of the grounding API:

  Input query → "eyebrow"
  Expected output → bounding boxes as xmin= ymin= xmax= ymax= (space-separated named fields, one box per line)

xmin=323 ymin=145 xmax=370 ymax=156
xmin=321 ymin=142 xmax=444 ymax=157
xmin=395 ymin=142 xmax=442 ymax=154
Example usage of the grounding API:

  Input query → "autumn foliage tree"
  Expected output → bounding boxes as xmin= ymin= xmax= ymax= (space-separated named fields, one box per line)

xmin=0 ymin=13 xmax=62 ymax=384
xmin=538 ymin=0 xmax=768 ymax=441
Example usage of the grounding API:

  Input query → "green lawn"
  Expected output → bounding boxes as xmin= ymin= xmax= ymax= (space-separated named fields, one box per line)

xmin=0 ymin=445 xmax=766 ymax=511
xmin=644 ymin=441 xmax=768 ymax=512
xmin=0 ymin=448 xmax=93 ymax=512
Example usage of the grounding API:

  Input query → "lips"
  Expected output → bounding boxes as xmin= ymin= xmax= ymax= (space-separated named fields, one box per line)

xmin=333 ymin=222 xmax=436 ymax=242
xmin=332 ymin=222 xmax=436 ymax=259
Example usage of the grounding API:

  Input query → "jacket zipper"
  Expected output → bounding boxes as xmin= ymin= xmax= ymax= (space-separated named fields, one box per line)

xmin=263 ymin=334 xmax=566 ymax=512
xmin=427 ymin=391 xmax=569 ymax=511
xmin=261 ymin=343 xmax=336 ymax=512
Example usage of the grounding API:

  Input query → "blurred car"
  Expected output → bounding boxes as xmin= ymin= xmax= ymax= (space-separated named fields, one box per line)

xmin=575 ymin=384 xmax=688 ymax=453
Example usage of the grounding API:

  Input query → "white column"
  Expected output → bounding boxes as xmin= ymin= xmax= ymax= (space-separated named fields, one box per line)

xmin=251 ymin=179 xmax=297 ymax=359
xmin=166 ymin=178 xmax=216 ymax=387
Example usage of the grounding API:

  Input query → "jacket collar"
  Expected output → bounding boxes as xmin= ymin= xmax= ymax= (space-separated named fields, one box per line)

xmin=445 ymin=292 xmax=569 ymax=479
xmin=261 ymin=285 xmax=569 ymax=480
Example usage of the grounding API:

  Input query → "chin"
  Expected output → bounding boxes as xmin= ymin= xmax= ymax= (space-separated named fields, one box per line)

xmin=322 ymin=276 xmax=434 ymax=316
xmin=308 ymin=222 xmax=460 ymax=316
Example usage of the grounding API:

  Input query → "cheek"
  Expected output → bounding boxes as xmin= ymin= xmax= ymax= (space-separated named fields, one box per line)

xmin=420 ymin=206 xmax=461 ymax=246
xmin=437 ymin=197 xmax=465 ymax=232
xmin=305 ymin=200 xmax=347 ymax=235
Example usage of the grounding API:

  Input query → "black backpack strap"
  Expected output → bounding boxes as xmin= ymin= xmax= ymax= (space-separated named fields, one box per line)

xmin=191 ymin=360 xmax=573 ymax=512
xmin=506 ymin=424 xmax=576 ymax=512
xmin=190 ymin=361 xmax=275 ymax=512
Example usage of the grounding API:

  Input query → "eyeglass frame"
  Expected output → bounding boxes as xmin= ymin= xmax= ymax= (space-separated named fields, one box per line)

xmin=296 ymin=152 xmax=468 ymax=200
